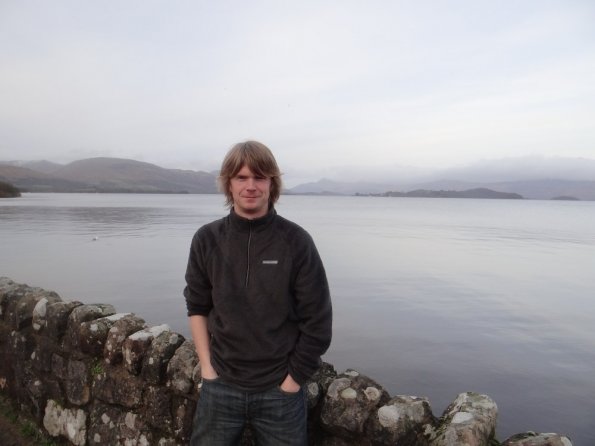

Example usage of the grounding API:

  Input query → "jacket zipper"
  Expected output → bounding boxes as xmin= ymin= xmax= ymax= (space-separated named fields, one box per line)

xmin=245 ymin=223 xmax=253 ymax=287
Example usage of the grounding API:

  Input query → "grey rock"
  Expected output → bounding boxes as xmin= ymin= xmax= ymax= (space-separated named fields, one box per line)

xmin=157 ymin=438 xmax=179 ymax=446
xmin=2 ymin=283 xmax=60 ymax=330
xmin=1 ymin=283 xmax=28 ymax=326
xmin=67 ymin=304 xmax=116 ymax=352
xmin=8 ymin=327 xmax=35 ymax=360
xmin=0 ymin=277 xmax=19 ymax=319
xmin=306 ymin=380 xmax=322 ymax=410
xmin=65 ymin=358 xmax=92 ymax=406
xmin=68 ymin=303 xmax=117 ymax=326
xmin=143 ymin=386 xmax=173 ymax=432
xmin=320 ymin=370 xmax=390 ymax=439
xmin=51 ymin=353 xmax=68 ymax=379
xmin=43 ymin=399 xmax=87 ymax=446
xmin=0 ymin=278 xmax=575 ymax=446
xmin=122 ymin=324 xmax=170 ymax=375
xmin=117 ymin=411 xmax=153 ymax=445
xmin=15 ymin=367 xmax=48 ymax=419
xmin=31 ymin=335 xmax=59 ymax=372
xmin=171 ymin=396 xmax=195 ymax=443
xmin=431 ymin=392 xmax=498 ymax=446
xmin=366 ymin=395 xmax=436 ymax=446
xmin=93 ymin=364 xmax=144 ymax=408
xmin=502 ymin=432 xmax=574 ymax=446
xmin=87 ymin=403 xmax=125 ymax=445
xmin=307 ymin=362 xmax=338 ymax=410
xmin=0 ymin=276 xmax=17 ymax=292
xmin=104 ymin=314 xmax=146 ymax=364
xmin=20 ymin=368 xmax=62 ymax=418
xmin=77 ymin=313 xmax=132 ymax=357
xmin=141 ymin=330 xmax=184 ymax=385
xmin=166 ymin=340 xmax=199 ymax=396
xmin=45 ymin=300 xmax=84 ymax=340
xmin=31 ymin=293 xmax=63 ymax=332
xmin=87 ymin=402 xmax=153 ymax=445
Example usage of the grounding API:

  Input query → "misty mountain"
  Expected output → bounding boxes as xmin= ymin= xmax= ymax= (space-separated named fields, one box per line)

xmin=0 ymin=158 xmax=218 ymax=193
xmin=439 ymin=156 xmax=595 ymax=183
xmin=288 ymin=178 xmax=402 ymax=195
xmin=2 ymin=160 xmax=64 ymax=175
xmin=288 ymin=156 xmax=595 ymax=200
xmin=3 ymin=155 xmax=595 ymax=199
xmin=288 ymin=177 xmax=595 ymax=200
xmin=481 ymin=179 xmax=595 ymax=200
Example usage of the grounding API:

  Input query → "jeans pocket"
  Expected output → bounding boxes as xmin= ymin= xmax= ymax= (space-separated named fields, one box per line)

xmin=201 ymin=376 xmax=220 ymax=386
xmin=277 ymin=385 xmax=302 ymax=397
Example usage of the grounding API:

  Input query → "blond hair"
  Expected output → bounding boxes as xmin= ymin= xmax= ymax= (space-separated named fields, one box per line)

xmin=218 ymin=141 xmax=283 ymax=207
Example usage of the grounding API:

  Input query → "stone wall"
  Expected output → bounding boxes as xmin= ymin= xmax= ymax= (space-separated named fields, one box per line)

xmin=0 ymin=277 xmax=573 ymax=446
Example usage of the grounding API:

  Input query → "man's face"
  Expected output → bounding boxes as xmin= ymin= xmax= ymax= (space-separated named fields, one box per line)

xmin=229 ymin=165 xmax=271 ymax=219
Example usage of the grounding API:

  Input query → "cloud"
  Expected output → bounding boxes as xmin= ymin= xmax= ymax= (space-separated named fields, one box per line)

xmin=1 ymin=1 xmax=594 ymax=173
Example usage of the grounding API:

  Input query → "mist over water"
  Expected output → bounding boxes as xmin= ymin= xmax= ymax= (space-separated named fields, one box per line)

xmin=1 ymin=193 xmax=594 ymax=445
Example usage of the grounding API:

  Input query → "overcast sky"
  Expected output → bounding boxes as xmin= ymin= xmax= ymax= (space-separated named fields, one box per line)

xmin=1 ymin=0 xmax=594 ymax=185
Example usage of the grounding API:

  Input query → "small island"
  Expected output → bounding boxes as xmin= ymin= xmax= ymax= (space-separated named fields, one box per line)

xmin=0 ymin=180 xmax=21 ymax=198
xmin=551 ymin=195 xmax=579 ymax=201
xmin=359 ymin=187 xmax=524 ymax=199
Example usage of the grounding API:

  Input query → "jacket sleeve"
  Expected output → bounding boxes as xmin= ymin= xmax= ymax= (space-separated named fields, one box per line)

xmin=184 ymin=230 xmax=213 ymax=317
xmin=287 ymin=231 xmax=333 ymax=385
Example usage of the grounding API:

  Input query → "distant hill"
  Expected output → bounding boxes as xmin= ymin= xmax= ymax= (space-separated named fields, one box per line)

xmin=287 ymin=156 xmax=595 ymax=200
xmin=3 ymin=154 xmax=595 ymax=199
xmin=0 ymin=164 xmax=88 ymax=192
xmin=0 ymin=158 xmax=218 ymax=194
xmin=288 ymin=178 xmax=595 ymax=200
xmin=405 ymin=179 xmax=595 ymax=200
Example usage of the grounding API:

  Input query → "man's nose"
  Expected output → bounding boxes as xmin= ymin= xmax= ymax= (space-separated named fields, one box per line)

xmin=246 ymin=178 xmax=257 ymax=189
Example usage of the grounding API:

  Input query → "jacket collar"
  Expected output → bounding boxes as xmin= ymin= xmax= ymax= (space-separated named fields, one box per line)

xmin=229 ymin=206 xmax=276 ymax=232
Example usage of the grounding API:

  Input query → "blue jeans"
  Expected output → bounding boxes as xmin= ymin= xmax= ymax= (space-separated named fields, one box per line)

xmin=190 ymin=377 xmax=308 ymax=446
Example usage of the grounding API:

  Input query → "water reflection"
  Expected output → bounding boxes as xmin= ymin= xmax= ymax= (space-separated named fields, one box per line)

xmin=1 ymin=194 xmax=595 ymax=444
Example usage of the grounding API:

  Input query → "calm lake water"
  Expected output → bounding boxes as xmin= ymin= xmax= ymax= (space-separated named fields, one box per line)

xmin=1 ymin=193 xmax=594 ymax=444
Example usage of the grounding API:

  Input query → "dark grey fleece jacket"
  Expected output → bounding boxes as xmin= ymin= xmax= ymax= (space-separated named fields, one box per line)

xmin=184 ymin=207 xmax=332 ymax=391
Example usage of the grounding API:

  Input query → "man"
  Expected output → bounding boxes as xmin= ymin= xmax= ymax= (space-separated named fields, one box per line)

xmin=184 ymin=141 xmax=332 ymax=445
